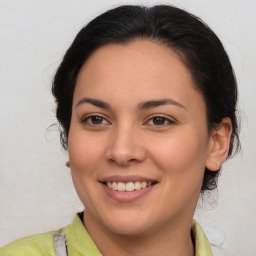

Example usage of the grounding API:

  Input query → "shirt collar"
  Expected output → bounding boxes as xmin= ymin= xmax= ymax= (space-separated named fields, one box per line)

xmin=63 ymin=214 xmax=212 ymax=256
xmin=63 ymin=214 xmax=102 ymax=256
xmin=191 ymin=220 xmax=213 ymax=256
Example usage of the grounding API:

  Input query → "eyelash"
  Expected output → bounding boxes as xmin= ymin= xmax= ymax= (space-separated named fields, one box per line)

xmin=81 ymin=114 xmax=176 ymax=127
xmin=145 ymin=115 xmax=176 ymax=126
xmin=81 ymin=114 xmax=110 ymax=126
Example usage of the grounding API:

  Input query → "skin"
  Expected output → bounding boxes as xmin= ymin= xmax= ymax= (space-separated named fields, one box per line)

xmin=68 ymin=40 xmax=232 ymax=256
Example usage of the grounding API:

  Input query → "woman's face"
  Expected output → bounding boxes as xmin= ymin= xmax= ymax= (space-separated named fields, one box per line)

xmin=68 ymin=40 xmax=213 ymax=236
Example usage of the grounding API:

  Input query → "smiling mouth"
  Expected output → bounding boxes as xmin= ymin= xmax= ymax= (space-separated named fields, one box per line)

xmin=103 ymin=181 xmax=156 ymax=192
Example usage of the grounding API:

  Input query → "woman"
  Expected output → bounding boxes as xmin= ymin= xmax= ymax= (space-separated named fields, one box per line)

xmin=0 ymin=4 xmax=240 ymax=256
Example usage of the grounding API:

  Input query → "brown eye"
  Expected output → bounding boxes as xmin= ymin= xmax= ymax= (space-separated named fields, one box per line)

xmin=146 ymin=116 xmax=176 ymax=126
xmin=152 ymin=117 xmax=166 ymax=125
xmin=91 ymin=116 xmax=104 ymax=124
xmin=82 ymin=115 xmax=109 ymax=125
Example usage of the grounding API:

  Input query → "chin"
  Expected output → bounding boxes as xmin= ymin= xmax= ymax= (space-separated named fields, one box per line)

xmin=101 ymin=211 xmax=156 ymax=237
xmin=107 ymin=222 xmax=150 ymax=237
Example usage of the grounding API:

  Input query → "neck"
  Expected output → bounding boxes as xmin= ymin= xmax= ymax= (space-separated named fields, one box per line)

xmin=83 ymin=212 xmax=195 ymax=256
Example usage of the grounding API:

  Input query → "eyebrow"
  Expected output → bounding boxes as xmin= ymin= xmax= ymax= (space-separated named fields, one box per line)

xmin=75 ymin=98 xmax=111 ymax=109
xmin=75 ymin=97 xmax=186 ymax=110
xmin=137 ymin=99 xmax=186 ymax=110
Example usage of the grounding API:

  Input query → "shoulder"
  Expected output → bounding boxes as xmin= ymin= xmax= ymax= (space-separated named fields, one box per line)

xmin=0 ymin=231 xmax=57 ymax=256
xmin=0 ymin=214 xmax=98 ymax=256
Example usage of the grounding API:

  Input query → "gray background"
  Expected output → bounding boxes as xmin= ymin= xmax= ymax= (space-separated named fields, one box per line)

xmin=0 ymin=0 xmax=255 ymax=255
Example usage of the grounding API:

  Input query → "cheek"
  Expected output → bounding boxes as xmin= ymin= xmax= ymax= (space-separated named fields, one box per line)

xmin=68 ymin=130 xmax=107 ymax=174
xmin=67 ymin=129 xmax=107 ymax=206
xmin=147 ymin=129 xmax=208 ymax=177
xmin=148 ymin=131 xmax=208 ymax=207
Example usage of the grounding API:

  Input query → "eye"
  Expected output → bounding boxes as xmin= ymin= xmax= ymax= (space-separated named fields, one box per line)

xmin=82 ymin=115 xmax=109 ymax=126
xmin=146 ymin=116 xmax=176 ymax=126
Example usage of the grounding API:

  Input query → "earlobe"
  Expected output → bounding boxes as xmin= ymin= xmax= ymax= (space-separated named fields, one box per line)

xmin=66 ymin=161 xmax=71 ymax=168
xmin=205 ymin=117 xmax=232 ymax=171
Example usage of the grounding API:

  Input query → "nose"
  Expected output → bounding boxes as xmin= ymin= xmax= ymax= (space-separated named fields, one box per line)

xmin=105 ymin=125 xmax=146 ymax=166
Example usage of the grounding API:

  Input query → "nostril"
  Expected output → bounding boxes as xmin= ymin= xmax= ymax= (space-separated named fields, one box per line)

xmin=108 ymin=156 xmax=138 ymax=166
xmin=105 ymin=138 xmax=147 ymax=165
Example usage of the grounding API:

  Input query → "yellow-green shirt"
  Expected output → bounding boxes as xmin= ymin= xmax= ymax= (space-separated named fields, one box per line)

xmin=0 ymin=215 xmax=212 ymax=256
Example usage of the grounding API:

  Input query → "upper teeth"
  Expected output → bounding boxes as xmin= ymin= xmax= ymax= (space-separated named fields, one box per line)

xmin=106 ymin=181 xmax=152 ymax=192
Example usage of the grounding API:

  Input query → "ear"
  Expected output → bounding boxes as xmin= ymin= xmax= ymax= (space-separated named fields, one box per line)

xmin=205 ymin=117 xmax=232 ymax=171
xmin=66 ymin=161 xmax=71 ymax=168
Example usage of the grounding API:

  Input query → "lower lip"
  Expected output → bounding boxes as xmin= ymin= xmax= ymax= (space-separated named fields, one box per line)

xmin=101 ymin=183 xmax=155 ymax=203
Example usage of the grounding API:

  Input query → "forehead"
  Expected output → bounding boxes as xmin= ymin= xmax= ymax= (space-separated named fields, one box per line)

xmin=74 ymin=40 xmax=205 ymax=112
xmin=78 ymin=40 xmax=191 ymax=84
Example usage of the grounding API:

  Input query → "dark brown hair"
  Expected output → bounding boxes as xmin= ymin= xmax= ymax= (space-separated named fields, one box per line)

xmin=52 ymin=5 xmax=240 ymax=192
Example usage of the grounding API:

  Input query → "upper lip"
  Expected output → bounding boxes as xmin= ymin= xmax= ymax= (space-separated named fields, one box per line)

xmin=99 ymin=175 xmax=158 ymax=183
